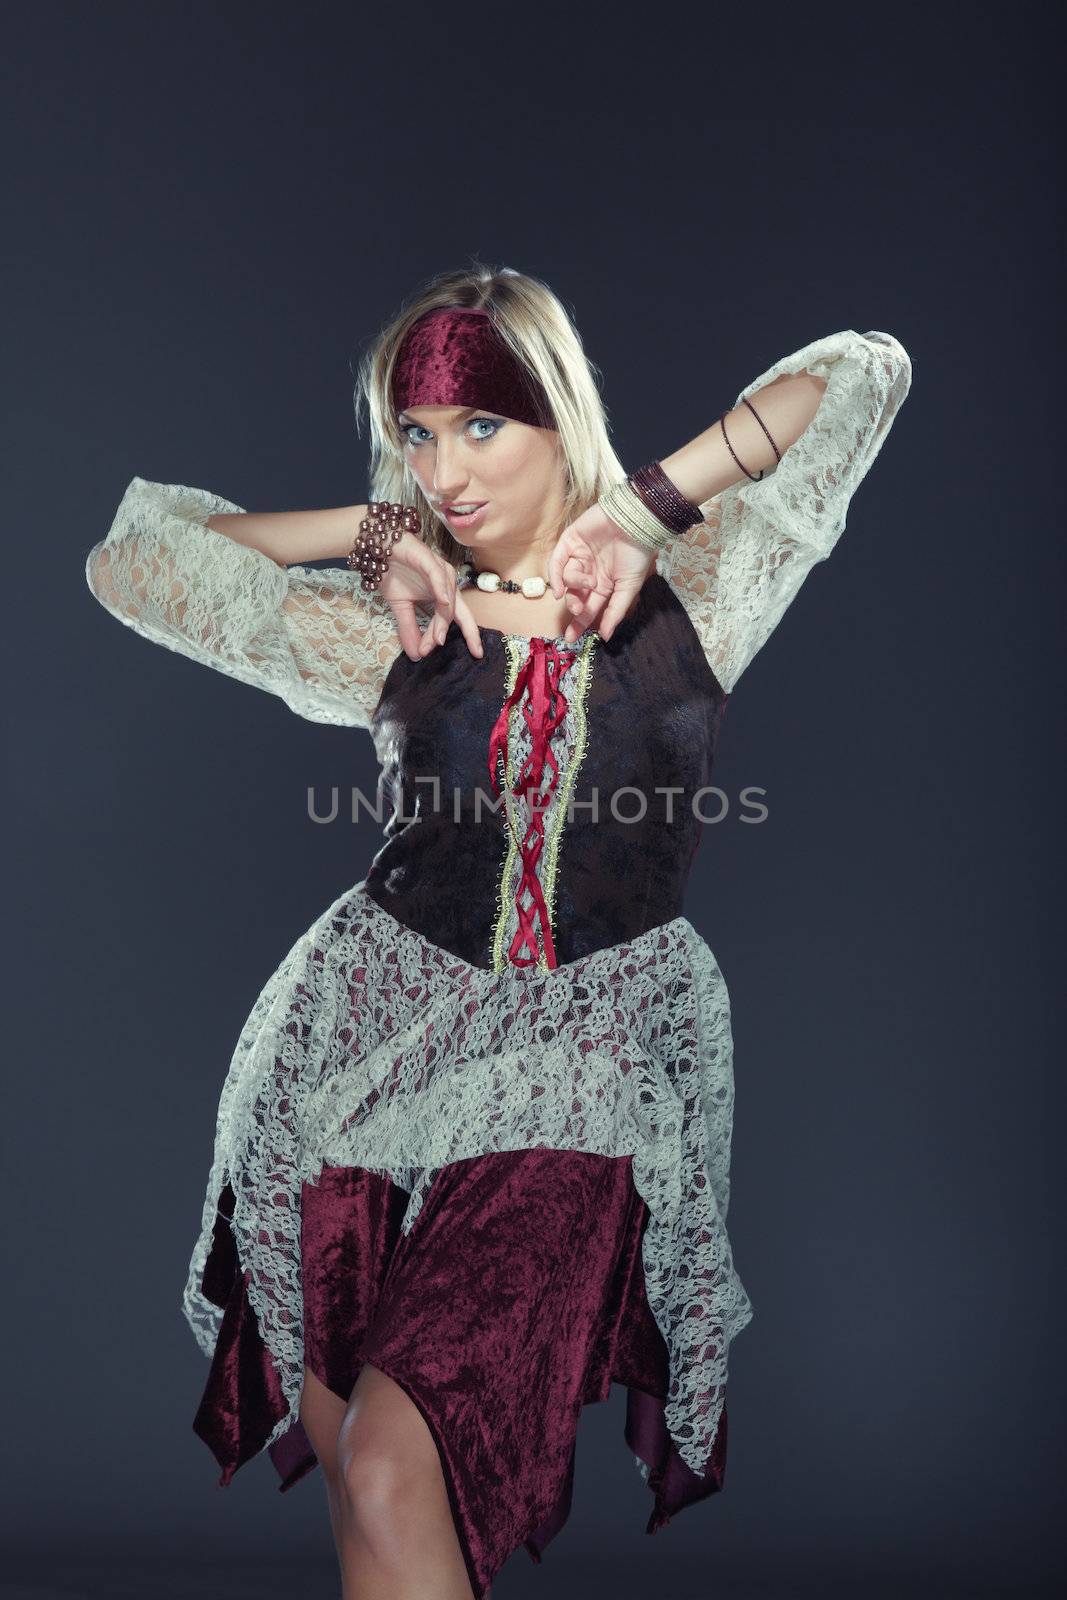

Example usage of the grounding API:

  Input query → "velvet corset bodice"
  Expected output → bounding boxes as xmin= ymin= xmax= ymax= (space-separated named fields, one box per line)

xmin=362 ymin=573 xmax=728 ymax=972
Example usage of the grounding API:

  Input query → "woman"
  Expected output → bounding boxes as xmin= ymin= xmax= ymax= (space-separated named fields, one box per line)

xmin=85 ymin=265 xmax=912 ymax=1600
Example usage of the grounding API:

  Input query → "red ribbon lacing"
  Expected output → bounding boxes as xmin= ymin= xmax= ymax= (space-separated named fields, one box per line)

xmin=488 ymin=638 xmax=578 ymax=970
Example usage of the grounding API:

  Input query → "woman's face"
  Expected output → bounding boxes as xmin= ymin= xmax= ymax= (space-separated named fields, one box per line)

xmin=397 ymin=404 xmax=568 ymax=563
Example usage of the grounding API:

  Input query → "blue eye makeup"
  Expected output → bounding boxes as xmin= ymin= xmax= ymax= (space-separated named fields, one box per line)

xmin=399 ymin=416 xmax=506 ymax=447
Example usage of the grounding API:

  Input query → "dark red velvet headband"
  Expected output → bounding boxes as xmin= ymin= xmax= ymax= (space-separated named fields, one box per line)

xmin=391 ymin=306 xmax=556 ymax=430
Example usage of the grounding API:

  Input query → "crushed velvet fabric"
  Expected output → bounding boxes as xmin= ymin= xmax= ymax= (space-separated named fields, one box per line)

xmin=391 ymin=305 xmax=556 ymax=429
xmin=196 ymin=1153 xmax=728 ymax=1599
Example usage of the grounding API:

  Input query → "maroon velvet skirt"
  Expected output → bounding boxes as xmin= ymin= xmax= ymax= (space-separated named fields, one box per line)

xmin=193 ymin=1148 xmax=728 ymax=1599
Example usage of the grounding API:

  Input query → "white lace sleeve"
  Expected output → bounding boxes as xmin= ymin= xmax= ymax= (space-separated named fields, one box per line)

xmin=660 ymin=329 xmax=913 ymax=693
xmin=85 ymin=477 xmax=406 ymax=729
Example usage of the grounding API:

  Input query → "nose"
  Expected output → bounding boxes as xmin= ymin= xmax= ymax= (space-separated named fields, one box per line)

xmin=431 ymin=435 xmax=470 ymax=506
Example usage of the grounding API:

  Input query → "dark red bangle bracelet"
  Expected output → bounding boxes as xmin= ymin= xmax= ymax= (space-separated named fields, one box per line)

xmin=628 ymin=462 xmax=704 ymax=538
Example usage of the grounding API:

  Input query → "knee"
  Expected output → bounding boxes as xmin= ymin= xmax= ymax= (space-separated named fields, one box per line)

xmin=337 ymin=1416 xmax=435 ymax=1551
xmin=339 ymin=1436 xmax=406 ymax=1521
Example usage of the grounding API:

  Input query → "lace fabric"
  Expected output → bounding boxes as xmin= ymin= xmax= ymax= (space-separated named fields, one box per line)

xmin=659 ymin=329 xmax=913 ymax=693
xmin=84 ymin=478 xmax=402 ymax=729
xmin=181 ymin=884 xmax=753 ymax=1478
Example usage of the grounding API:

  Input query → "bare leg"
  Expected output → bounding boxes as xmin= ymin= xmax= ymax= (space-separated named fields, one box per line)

xmin=301 ymin=1360 xmax=480 ymax=1600
xmin=299 ymin=1365 xmax=349 ymax=1581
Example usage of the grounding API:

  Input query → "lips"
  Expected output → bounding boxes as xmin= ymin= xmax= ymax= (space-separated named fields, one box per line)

xmin=444 ymin=502 xmax=488 ymax=528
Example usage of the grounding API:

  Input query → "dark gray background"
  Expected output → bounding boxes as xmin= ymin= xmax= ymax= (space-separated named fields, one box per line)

xmin=4 ymin=2 xmax=1061 ymax=1596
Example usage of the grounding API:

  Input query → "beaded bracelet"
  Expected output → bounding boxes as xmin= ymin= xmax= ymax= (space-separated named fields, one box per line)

xmin=347 ymin=501 xmax=420 ymax=592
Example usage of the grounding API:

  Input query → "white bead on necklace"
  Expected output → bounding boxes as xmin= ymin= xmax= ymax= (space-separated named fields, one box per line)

xmin=457 ymin=559 xmax=548 ymax=599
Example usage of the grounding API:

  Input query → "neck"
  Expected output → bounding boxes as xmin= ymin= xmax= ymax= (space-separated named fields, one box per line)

xmin=468 ymin=503 xmax=573 ymax=582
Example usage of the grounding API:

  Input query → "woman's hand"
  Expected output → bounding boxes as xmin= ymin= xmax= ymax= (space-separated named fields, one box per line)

xmin=377 ymin=531 xmax=484 ymax=659
xmin=547 ymin=504 xmax=657 ymax=643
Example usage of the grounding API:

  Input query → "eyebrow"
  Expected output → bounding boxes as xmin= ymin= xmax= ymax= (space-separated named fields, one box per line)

xmin=396 ymin=406 xmax=481 ymax=424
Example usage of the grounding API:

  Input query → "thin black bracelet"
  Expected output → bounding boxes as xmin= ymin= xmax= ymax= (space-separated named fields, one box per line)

xmin=719 ymin=398 xmax=784 ymax=483
xmin=741 ymin=397 xmax=783 ymax=468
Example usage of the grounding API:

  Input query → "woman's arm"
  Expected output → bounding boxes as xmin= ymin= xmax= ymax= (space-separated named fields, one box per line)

xmin=660 ymin=329 xmax=913 ymax=693
xmin=85 ymin=478 xmax=408 ymax=729
xmin=202 ymin=502 xmax=362 ymax=566
xmin=659 ymin=370 xmax=829 ymax=506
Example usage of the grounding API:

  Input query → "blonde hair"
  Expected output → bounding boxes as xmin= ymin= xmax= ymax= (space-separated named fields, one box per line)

xmin=353 ymin=261 xmax=626 ymax=563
